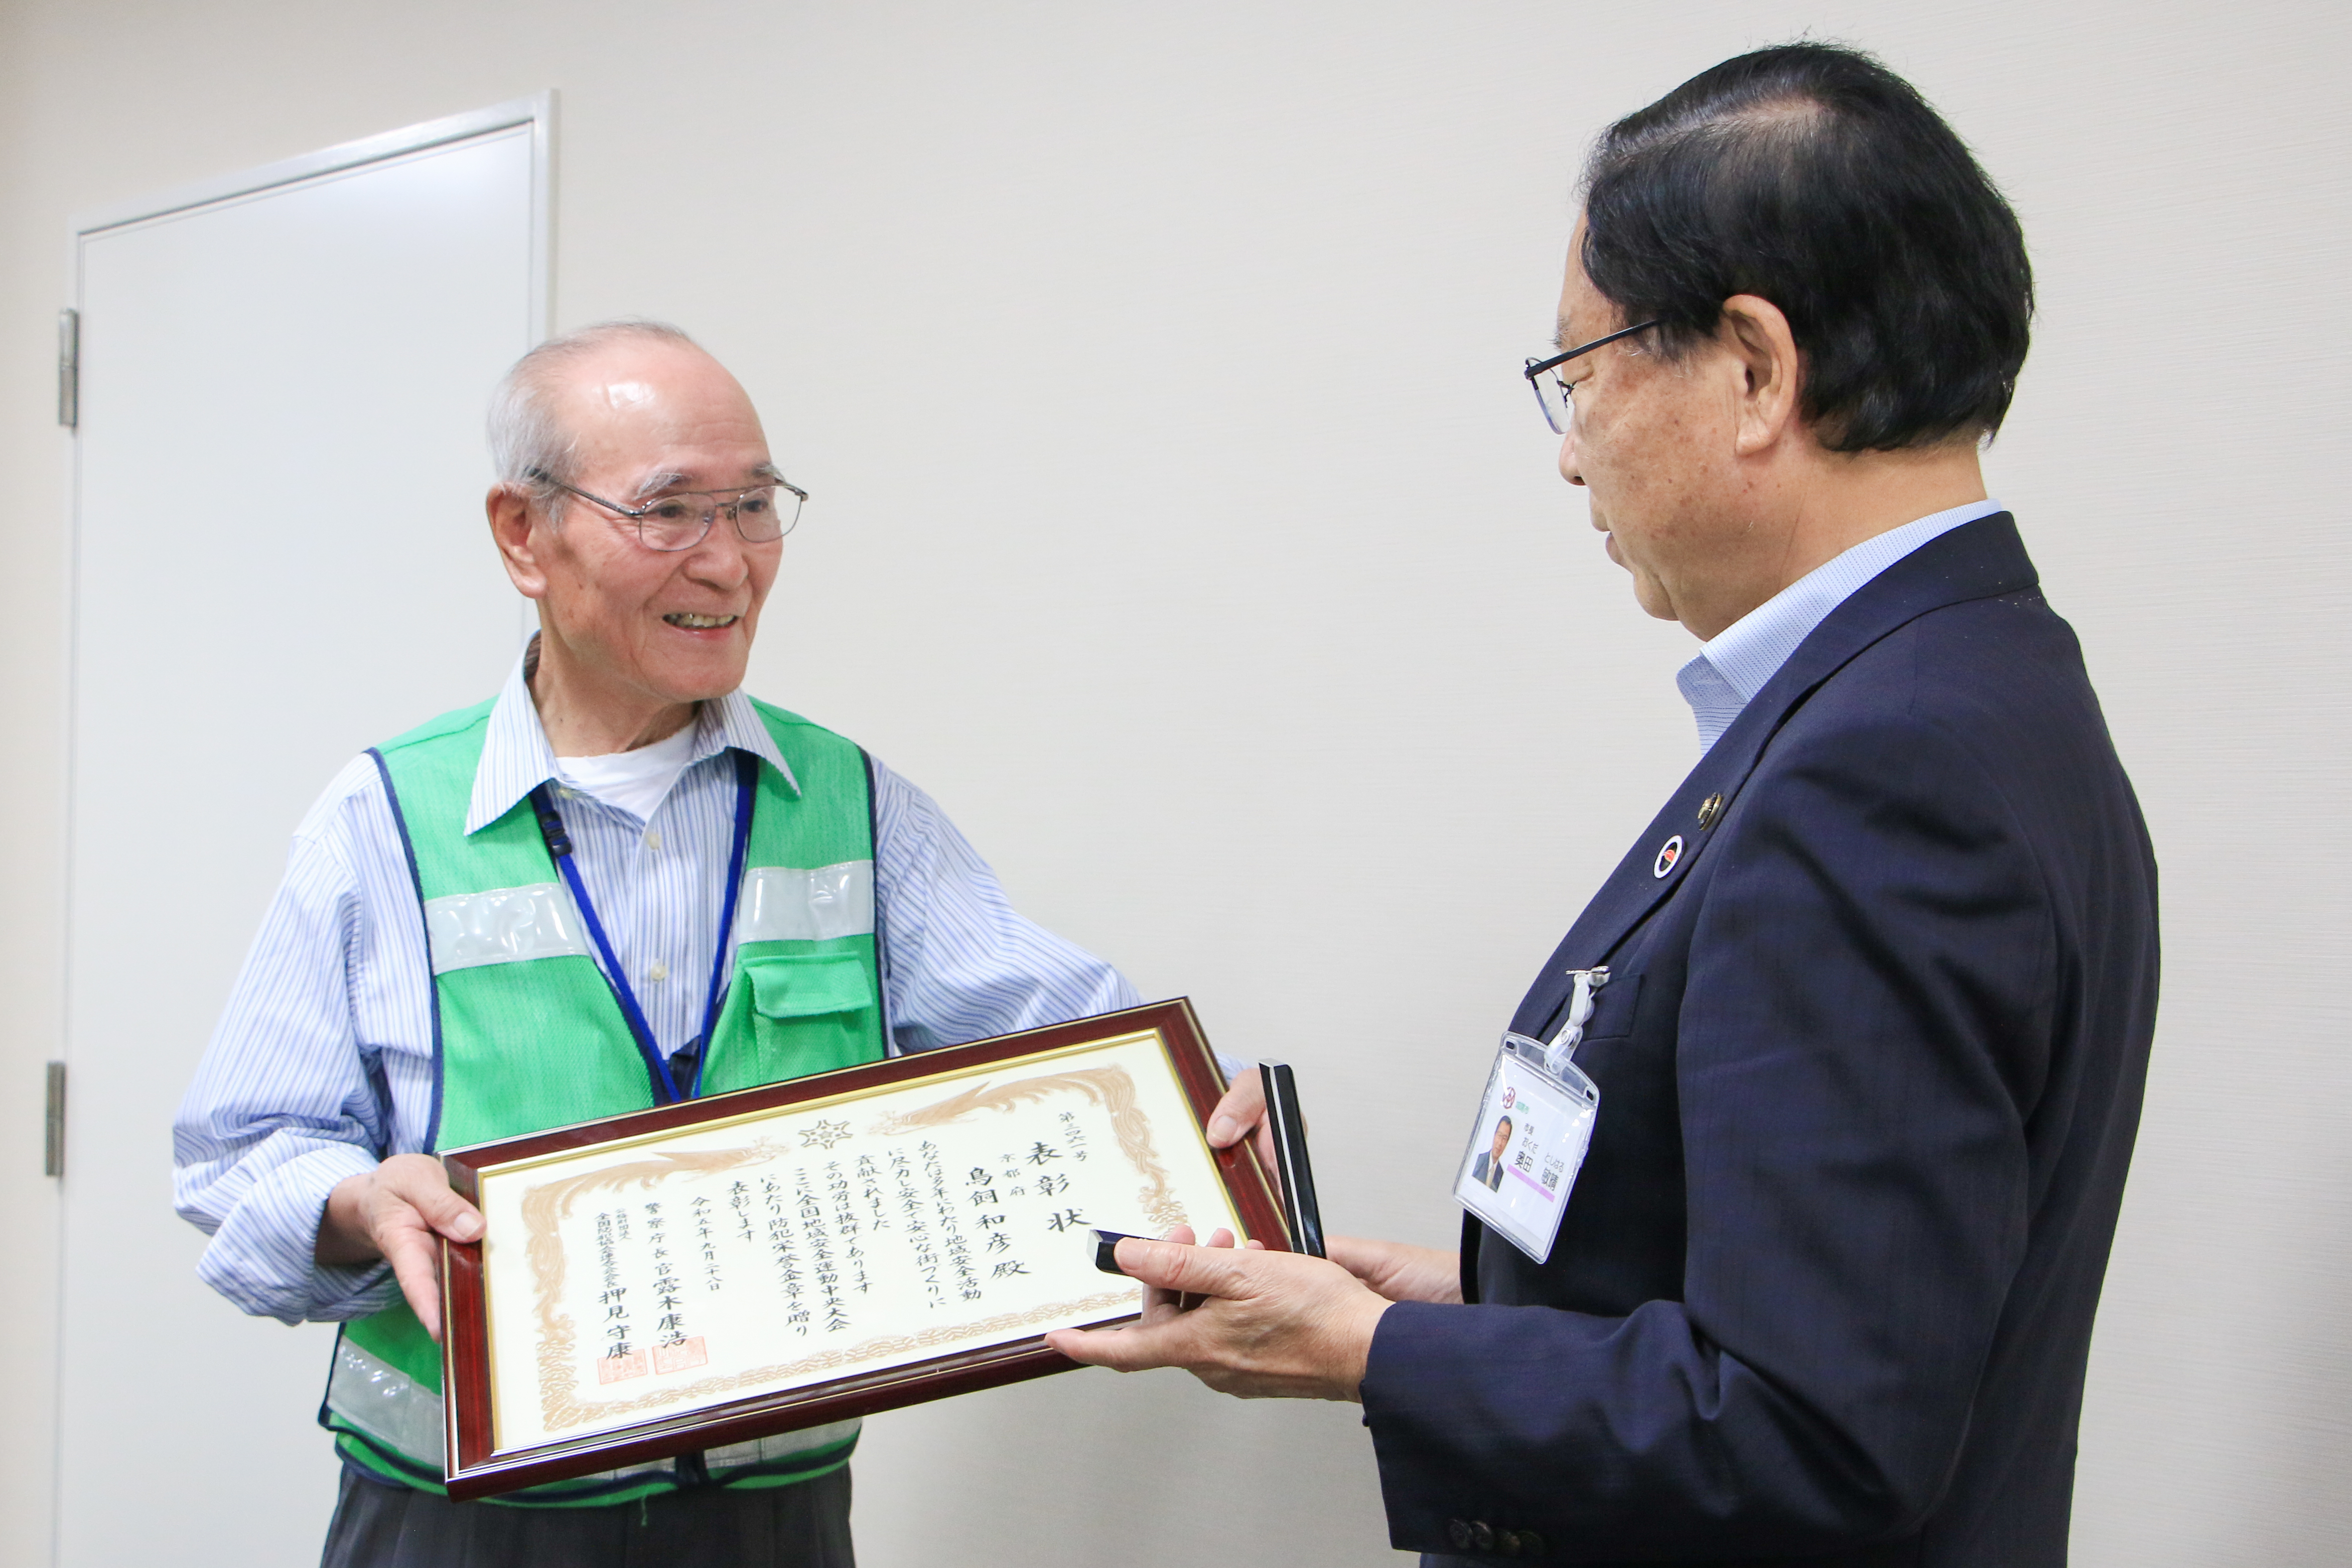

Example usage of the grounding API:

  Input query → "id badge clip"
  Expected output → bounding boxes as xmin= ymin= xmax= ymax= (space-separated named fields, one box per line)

xmin=1453 ymin=967 xmax=1606 ymax=1264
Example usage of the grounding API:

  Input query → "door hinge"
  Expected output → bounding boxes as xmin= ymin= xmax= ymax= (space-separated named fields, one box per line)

xmin=57 ymin=309 xmax=79 ymax=429
xmin=45 ymin=1061 xmax=66 ymax=1178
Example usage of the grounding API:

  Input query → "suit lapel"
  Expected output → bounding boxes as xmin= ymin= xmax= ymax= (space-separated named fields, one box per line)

xmin=1509 ymin=514 xmax=2039 ymax=1036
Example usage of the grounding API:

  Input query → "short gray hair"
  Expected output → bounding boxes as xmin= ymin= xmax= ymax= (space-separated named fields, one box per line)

xmin=486 ymin=319 xmax=701 ymax=506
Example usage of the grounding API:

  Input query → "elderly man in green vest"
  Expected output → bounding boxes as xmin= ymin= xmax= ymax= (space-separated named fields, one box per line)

xmin=175 ymin=320 xmax=1140 ymax=1566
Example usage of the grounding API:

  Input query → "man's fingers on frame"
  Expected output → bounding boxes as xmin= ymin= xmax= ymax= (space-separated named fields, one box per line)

xmin=1047 ymin=1326 xmax=1130 ymax=1368
xmin=386 ymin=1248 xmax=445 ymax=1341
xmin=1110 ymin=1237 xmax=1189 ymax=1292
xmin=392 ymin=1172 xmax=484 ymax=1241
xmin=379 ymin=1151 xmax=452 ymax=1188
xmin=1114 ymin=1237 xmax=1251 ymax=1297
xmin=431 ymin=1197 xmax=485 ymax=1241
xmin=377 ymin=1192 xmax=482 ymax=1248
xmin=381 ymin=1227 xmax=444 ymax=1284
xmin=1133 ymin=1225 xmax=1197 ymax=1314
xmin=1052 ymin=1321 xmax=1193 ymax=1373
xmin=1140 ymin=1293 xmax=1193 ymax=1329
xmin=1203 ymin=1069 xmax=1265 ymax=1147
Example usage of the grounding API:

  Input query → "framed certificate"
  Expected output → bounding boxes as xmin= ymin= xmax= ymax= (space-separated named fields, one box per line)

xmin=436 ymin=999 xmax=1279 ymax=1499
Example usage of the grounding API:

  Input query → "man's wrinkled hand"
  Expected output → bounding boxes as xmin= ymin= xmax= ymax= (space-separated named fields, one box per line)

xmin=1203 ymin=1067 xmax=1280 ymax=1192
xmin=318 ymin=1153 xmax=484 ymax=1342
xmin=1047 ymin=1231 xmax=1392 ymax=1401
xmin=1326 ymin=1234 xmax=1464 ymax=1305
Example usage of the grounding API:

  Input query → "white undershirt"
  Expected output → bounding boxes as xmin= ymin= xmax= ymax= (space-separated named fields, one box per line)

xmin=550 ymin=718 xmax=703 ymax=823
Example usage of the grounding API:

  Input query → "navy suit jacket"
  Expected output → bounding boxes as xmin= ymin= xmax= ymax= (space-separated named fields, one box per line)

xmin=1359 ymin=516 xmax=2158 ymax=1566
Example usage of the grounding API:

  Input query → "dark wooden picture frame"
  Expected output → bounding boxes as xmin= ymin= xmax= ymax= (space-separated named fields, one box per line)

xmin=435 ymin=999 xmax=1279 ymax=1500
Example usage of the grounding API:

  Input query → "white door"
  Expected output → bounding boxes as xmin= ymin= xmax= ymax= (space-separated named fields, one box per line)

xmin=56 ymin=101 xmax=548 ymax=1567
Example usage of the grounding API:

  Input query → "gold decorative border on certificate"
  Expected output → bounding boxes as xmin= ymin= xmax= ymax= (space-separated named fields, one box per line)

xmin=507 ymin=1061 xmax=1183 ymax=1442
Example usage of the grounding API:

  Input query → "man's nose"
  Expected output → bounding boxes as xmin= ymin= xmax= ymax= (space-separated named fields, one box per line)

xmin=683 ymin=520 xmax=753 ymax=585
xmin=1557 ymin=420 xmax=1585 ymax=487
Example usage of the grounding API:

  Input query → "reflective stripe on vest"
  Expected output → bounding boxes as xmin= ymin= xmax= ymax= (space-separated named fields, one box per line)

xmin=426 ymin=861 xmax=876 ymax=974
xmin=425 ymin=882 xmax=590 ymax=971
xmin=326 ymin=694 xmax=887 ymax=1499
xmin=738 ymin=861 xmax=874 ymax=943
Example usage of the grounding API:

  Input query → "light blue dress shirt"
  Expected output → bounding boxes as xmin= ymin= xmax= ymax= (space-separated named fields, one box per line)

xmin=174 ymin=657 xmax=1140 ymax=1325
xmin=1675 ymin=499 xmax=2006 ymax=753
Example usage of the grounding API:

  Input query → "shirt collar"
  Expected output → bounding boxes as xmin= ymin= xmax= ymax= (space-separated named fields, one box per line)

xmin=464 ymin=650 xmax=800 ymax=834
xmin=1677 ymin=497 xmax=2006 ymax=754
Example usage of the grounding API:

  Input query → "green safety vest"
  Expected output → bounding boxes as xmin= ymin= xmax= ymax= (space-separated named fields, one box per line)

xmin=322 ymin=694 xmax=888 ymax=1507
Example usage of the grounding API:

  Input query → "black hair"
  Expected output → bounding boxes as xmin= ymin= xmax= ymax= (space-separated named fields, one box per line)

xmin=1580 ymin=42 xmax=2032 ymax=451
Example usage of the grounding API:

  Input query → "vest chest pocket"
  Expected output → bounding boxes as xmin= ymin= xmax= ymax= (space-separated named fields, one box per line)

xmin=713 ymin=949 xmax=884 ymax=1091
xmin=745 ymin=952 xmax=874 ymax=1019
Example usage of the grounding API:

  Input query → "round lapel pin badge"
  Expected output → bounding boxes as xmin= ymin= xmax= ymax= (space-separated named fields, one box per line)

xmin=1652 ymin=834 xmax=1684 ymax=879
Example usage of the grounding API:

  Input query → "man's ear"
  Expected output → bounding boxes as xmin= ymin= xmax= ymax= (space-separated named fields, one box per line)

xmin=1717 ymin=294 xmax=1803 ymax=457
xmin=487 ymin=486 xmax=550 ymax=600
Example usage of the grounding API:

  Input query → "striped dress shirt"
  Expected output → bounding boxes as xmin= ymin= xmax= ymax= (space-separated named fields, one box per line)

xmin=174 ymin=656 xmax=1139 ymax=1326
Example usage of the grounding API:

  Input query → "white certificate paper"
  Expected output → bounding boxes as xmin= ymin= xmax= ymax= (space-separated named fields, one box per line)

xmin=471 ymin=1028 xmax=1242 ymax=1455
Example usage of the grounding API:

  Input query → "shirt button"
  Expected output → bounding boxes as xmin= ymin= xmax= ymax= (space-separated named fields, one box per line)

xmin=644 ymin=827 xmax=662 ymax=850
xmin=648 ymin=961 xmax=669 ymax=982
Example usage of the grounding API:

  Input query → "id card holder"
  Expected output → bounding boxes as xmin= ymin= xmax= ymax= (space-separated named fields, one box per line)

xmin=1453 ymin=967 xmax=1607 ymax=1264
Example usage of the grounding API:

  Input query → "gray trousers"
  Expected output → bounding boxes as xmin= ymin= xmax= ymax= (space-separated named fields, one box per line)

xmin=320 ymin=1463 xmax=854 ymax=1568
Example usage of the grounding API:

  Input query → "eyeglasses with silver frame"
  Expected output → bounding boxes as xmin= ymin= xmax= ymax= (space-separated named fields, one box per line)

xmin=527 ymin=469 xmax=808 ymax=552
xmin=1521 ymin=320 xmax=1662 ymax=436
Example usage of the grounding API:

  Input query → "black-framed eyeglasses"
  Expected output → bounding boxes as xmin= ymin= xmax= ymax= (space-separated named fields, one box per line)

xmin=528 ymin=470 xmax=808 ymax=551
xmin=1521 ymin=320 xmax=1662 ymax=436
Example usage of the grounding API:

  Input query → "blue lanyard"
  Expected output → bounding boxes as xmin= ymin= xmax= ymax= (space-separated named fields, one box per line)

xmin=528 ymin=750 xmax=758 ymax=1103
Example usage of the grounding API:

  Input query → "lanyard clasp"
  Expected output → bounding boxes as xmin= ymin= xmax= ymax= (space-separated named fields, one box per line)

xmin=1544 ymin=966 xmax=1610 ymax=1075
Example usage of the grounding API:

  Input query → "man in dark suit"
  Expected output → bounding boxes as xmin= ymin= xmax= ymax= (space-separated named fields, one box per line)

xmin=1471 ymin=1117 xmax=1513 ymax=1192
xmin=1049 ymin=43 xmax=2158 ymax=1567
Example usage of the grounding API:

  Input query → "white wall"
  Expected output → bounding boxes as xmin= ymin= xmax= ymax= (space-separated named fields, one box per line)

xmin=1 ymin=3 xmax=2343 ymax=1564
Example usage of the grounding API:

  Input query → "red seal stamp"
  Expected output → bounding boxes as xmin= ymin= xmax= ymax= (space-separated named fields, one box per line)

xmin=653 ymin=1337 xmax=709 ymax=1375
